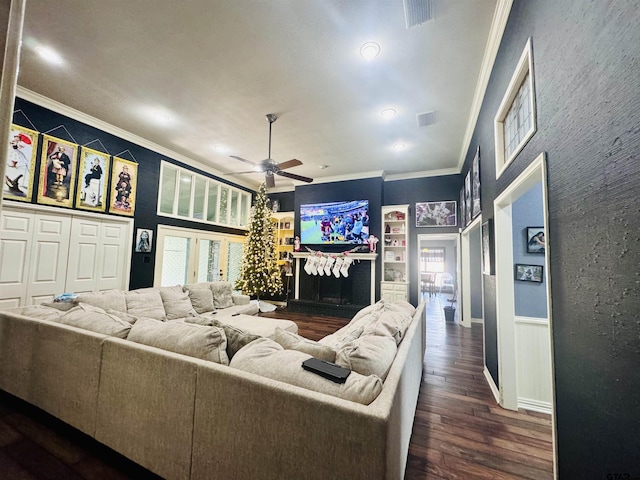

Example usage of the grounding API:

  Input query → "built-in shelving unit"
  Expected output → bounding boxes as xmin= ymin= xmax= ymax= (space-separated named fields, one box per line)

xmin=381 ymin=204 xmax=409 ymax=302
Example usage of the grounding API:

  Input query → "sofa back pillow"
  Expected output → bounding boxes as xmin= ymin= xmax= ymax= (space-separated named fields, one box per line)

xmin=58 ymin=303 xmax=132 ymax=338
xmin=186 ymin=316 xmax=260 ymax=360
xmin=125 ymin=288 xmax=166 ymax=320
xmin=159 ymin=285 xmax=198 ymax=320
xmin=76 ymin=289 xmax=127 ymax=313
xmin=384 ymin=299 xmax=416 ymax=317
xmin=7 ymin=304 xmax=63 ymax=322
xmin=128 ymin=318 xmax=229 ymax=365
xmin=210 ymin=282 xmax=234 ymax=309
xmin=230 ymin=338 xmax=382 ymax=405
xmin=362 ymin=309 xmax=411 ymax=345
xmin=185 ymin=287 xmax=215 ymax=314
xmin=335 ymin=334 xmax=397 ymax=380
xmin=273 ymin=327 xmax=336 ymax=363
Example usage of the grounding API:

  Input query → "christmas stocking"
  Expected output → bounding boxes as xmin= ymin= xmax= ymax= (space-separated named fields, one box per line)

xmin=317 ymin=255 xmax=327 ymax=276
xmin=309 ymin=254 xmax=321 ymax=275
xmin=324 ymin=256 xmax=335 ymax=276
xmin=340 ymin=256 xmax=354 ymax=277
xmin=304 ymin=255 xmax=317 ymax=275
xmin=332 ymin=256 xmax=344 ymax=278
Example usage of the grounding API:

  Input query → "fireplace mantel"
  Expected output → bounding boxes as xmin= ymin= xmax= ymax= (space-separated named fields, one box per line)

xmin=291 ymin=252 xmax=378 ymax=305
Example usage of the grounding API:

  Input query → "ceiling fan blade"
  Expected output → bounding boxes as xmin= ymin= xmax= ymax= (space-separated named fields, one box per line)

xmin=275 ymin=159 xmax=303 ymax=170
xmin=265 ymin=171 xmax=276 ymax=188
xmin=230 ymin=155 xmax=258 ymax=167
xmin=276 ymin=170 xmax=313 ymax=183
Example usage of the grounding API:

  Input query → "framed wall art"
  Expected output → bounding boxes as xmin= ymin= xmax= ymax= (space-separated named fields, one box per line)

xmin=471 ymin=146 xmax=481 ymax=219
xmin=135 ymin=228 xmax=153 ymax=253
xmin=526 ymin=226 xmax=545 ymax=254
xmin=482 ymin=219 xmax=494 ymax=275
xmin=416 ymin=201 xmax=457 ymax=227
xmin=3 ymin=124 xmax=39 ymax=202
xmin=459 ymin=186 xmax=466 ymax=230
xmin=36 ymin=135 xmax=78 ymax=208
xmin=464 ymin=171 xmax=472 ymax=226
xmin=75 ymin=147 xmax=110 ymax=212
xmin=515 ymin=263 xmax=543 ymax=283
xmin=109 ymin=157 xmax=138 ymax=216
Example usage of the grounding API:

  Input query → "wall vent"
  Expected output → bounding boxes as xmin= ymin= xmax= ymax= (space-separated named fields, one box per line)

xmin=403 ymin=0 xmax=433 ymax=29
xmin=417 ymin=111 xmax=436 ymax=127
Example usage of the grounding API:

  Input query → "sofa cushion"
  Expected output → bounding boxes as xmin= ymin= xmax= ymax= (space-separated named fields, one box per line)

xmin=186 ymin=317 xmax=260 ymax=360
xmin=210 ymin=282 xmax=234 ymax=309
xmin=335 ymin=334 xmax=397 ymax=380
xmin=59 ymin=303 xmax=132 ymax=338
xmin=105 ymin=309 xmax=139 ymax=324
xmin=362 ymin=310 xmax=411 ymax=345
xmin=385 ymin=299 xmax=416 ymax=317
xmin=186 ymin=288 xmax=215 ymax=314
xmin=76 ymin=289 xmax=127 ymax=313
xmin=317 ymin=325 xmax=364 ymax=349
xmin=273 ymin=328 xmax=336 ymax=362
xmin=230 ymin=338 xmax=382 ymax=405
xmin=125 ymin=288 xmax=166 ymax=320
xmin=159 ymin=285 xmax=198 ymax=320
xmin=128 ymin=318 xmax=229 ymax=365
xmin=8 ymin=304 xmax=63 ymax=322
xmin=350 ymin=301 xmax=385 ymax=324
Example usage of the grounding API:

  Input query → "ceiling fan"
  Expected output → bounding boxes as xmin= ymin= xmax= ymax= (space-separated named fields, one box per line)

xmin=227 ymin=113 xmax=313 ymax=188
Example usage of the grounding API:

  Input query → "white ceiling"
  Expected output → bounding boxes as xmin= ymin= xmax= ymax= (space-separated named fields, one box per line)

xmin=17 ymin=0 xmax=497 ymax=191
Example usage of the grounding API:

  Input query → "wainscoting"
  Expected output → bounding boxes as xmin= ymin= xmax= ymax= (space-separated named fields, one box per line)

xmin=515 ymin=316 xmax=553 ymax=414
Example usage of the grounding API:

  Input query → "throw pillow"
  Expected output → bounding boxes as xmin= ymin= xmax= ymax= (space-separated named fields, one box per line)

xmin=59 ymin=303 xmax=132 ymax=338
xmin=230 ymin=338 xmax=382 ymax=405
xmin=335 ymin=334 xmax=397 ymax=380
xmin=76 ymin=289 xmax=127 ymax=313
xmin=210 ymin=282 xmax=234 ymax=309
xmin=128 ymin=318 xmax=229 ymax=365
xmin=273 ymin=327 xmax=336 ymax=363
xmin=8 ymin=304 xmax=63 ymax=323
xmin=186 ymin=288 xmax=215 ymax=314
xmin=125 ymin=288 xmax=166 ymax=320
xmin=159 ymin=285 xmax=198 ymax=320
xmin=186 ymin=317 xmax=260 ymax=360
xmin=362 ymin=310 xmax=408 ymax=345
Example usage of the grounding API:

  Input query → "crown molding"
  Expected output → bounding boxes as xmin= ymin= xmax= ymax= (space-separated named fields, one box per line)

xmin=385 ymin=167 xmax=460 ymax=182
xmin=15 ymin=86 xmax=258 ymax=191
xmin=457 ymin=0 xmax=513 ymax=171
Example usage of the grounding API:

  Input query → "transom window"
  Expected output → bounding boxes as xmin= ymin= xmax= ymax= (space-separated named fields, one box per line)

xmin=495 ymin=38 xmax=536 ymax=178
xmin=158 ymin=161 xmax=251 ymax=229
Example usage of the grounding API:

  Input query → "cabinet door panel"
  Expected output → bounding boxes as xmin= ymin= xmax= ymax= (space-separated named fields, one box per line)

xmin=96 ymin=221 xmax=129 ymax=290
xmin=65 ymin=218 xmax=100 ymax=293
xmin=0 ymin=211 xmax=33 ymax=305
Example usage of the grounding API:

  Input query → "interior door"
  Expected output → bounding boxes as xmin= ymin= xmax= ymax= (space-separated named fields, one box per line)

xmin=65 ymin=218 xmax=101 ymax=293
xmin=0 ymin=209 xmax=34 ymax=308
xmin=97 ymin=220 xmax=130 ymax=290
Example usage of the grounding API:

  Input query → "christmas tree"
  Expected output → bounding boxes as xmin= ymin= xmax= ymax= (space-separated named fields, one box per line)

xmin=235 ymin=183 xmax=283 ymax=303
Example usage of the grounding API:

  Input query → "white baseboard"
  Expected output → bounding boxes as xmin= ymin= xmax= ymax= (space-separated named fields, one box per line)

xmin=471 ymin=317 xmax=483 ymax=324
xmin=484 ymin=367 xmax=500 ymax=403
xmin=518 ymin=397 xmax=553 ymax=415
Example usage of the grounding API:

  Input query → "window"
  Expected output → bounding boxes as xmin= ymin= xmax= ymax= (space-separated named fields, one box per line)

xmin=495 ymin=38 xmax=536 ymax=178
xmin=158 ymin=161 xmax=251 ymax=229
xmin=420 ymin=247 xmax=445 ymax=273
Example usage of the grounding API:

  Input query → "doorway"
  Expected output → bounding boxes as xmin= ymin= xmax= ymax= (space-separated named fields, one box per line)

xmin=416 ymin=233 xmax=460 ymax=312
xmin=154 ymin=225 xmax=245 ymax=287
xmin=460 ymin=216 xmax=483 ymax=329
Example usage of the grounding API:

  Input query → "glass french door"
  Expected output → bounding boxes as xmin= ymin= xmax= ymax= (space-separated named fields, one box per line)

xmin=154 ymin=225 xmax=246 ymax=288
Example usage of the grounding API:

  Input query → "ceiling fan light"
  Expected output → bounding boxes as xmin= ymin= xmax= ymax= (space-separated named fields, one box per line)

xmin=360 ymin=42 xmax=381 ymax=60
xmin=393 ymin=142 xmax=406 ymax=151
xmin=380 ymin=108 xmax=397 ymax=119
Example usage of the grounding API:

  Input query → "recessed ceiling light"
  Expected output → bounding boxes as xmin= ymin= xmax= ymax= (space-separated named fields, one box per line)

xmin=319 ymin=165 xmax=330 ymax=169
xmin=213 ymin=144 xmax=227 ymax=153
xmin=392 ymin=143 xmax=406 ymax=151
xmin=380 ymin=108 xmax=397 ymax=119
xmin=139 ymin=106 xmax=175 ymax=127
xmin=360 ymin=42 xmax=381 ymax=60
xmin=35 ymin=46 xmax=64 ymax=65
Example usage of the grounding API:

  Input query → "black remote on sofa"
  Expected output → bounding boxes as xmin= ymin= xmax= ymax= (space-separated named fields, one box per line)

xmin=302 ymin=358 xmax=351 ymax=383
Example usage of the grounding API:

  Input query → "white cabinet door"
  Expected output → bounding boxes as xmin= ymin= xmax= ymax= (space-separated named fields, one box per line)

xmin=25 ymin=213 xmax=72 ymax=304
xmin=0 ymin=210 xmax=34 ymax=308
xmin=66 ymin=217 xmax=101 ymax=293
xmin=96 ymin=220 xmax=130 ymax=291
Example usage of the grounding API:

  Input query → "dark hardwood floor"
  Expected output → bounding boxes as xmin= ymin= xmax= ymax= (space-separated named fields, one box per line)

xmin=0 ymin=295 xmax=553 ymax=479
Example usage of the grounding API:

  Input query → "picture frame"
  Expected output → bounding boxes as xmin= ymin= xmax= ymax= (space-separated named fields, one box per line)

xmin=416 ymin=201 xmax=457 ymax=227
xmin=4 ymin=124 xmax=39 ymax=202
xmin=135 ymin=228 xmax=153 ymax=253
xmin=75 ymin=147 xmax=110 ymax=212
xmin=459 ymin=186 xmax=466 ymax=230
xmin=108 ymin=157 xmax=138 ymax=216
xmin=526 ymin=226 xmax=545 ymax=254
xmin=482 ymin=219 xmax=494 ymax=275
xmin=284 ymin=221 xmax=291 ymax=229
xmin=36 ymin=135 xmax=78 ymax=208
xmin=515 ymin=263 xmax=544 ymax=283
xmin=471 ymin=146 xmax=481 ymax=219
xmin=464 ymin=171 xmax=472 ymax=226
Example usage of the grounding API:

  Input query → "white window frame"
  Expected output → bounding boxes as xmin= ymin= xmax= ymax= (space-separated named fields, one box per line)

xmin=157 ymin=161 xmax=250 ymax=230
xmin=494 ymin=37 xmax=536 ymax=178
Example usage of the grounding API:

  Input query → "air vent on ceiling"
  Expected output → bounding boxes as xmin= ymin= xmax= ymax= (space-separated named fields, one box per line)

xmin=403 ymin=0 xmax=433 ymax=29
xmin=417 ymin=111 xmax=436 ymax=127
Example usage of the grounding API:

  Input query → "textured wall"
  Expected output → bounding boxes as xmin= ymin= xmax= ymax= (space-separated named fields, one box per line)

xmin=460 ymin=0 xmax=640 ymax=476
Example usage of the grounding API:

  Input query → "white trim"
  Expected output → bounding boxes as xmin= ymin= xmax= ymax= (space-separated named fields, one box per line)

xmin=460 ymin=216 xmax=482 ymax=329
xmin=517 ymin=397 xmax=553 ymax=415
xmin=514 ymin=315 xmax=549 ymax=326
xmin=494 ymin=38 xmax=537 ymax=178
xmin=484 ymin=367 xmax=500 ymax=404
xmin=458 ymin=0 xmax=514 ymax=171
xmin=416 ymin=233 xmax=460 ymax=316
xmin=471 ymin=317 xmax=483 ymax=324
xmin=384 ymin=167 xmax=460 ymax=182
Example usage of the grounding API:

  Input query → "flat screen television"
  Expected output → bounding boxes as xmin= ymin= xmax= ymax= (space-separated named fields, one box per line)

xmin=299 ymin=200 xmax=369 ymax=244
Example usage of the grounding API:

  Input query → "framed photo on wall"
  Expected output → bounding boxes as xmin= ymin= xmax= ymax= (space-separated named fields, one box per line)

xmin=515 ymin=263 xmax=543 ymax=282
xmin=4 ymin=124 xmax=39 ymax=202
xmin=482 ymin=219 xmax=494 ymax=275
xmin=109 ymin=157 xmax=138 ymax=216
xmin=459 ymin=186 xmax=466 ymax=230
xmin=471 ymin=146 xmax=481 ymax=219
xmin=36 ymin=135 xmax=78 ymax=208
xmin=75 ymin=147 xmax=110 ymax=212
xmin=464 ymin=171 xmax=472 ymax=226
xmin=416 ymin=201 xmax=457 ymax=227
xmin=135 ymin=228 xmax=153 ymax=253
xmin=526 ymin=226 xmax=545 ymax=254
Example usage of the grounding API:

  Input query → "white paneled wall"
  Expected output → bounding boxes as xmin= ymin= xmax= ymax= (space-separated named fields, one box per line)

xmin=515 ymin=316 xmax=553 ymax=413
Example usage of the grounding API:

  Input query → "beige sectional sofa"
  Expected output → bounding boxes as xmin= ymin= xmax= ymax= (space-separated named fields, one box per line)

xmin=0 ymin=289 xmax=426 ymax=480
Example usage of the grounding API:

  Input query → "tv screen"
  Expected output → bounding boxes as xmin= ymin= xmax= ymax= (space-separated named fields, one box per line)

xmin=300 ymin=200 xmax=369 ymax=244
